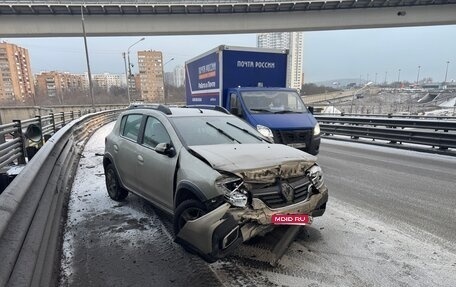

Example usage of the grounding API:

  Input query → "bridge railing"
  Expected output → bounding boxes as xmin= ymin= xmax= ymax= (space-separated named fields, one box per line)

xmin=315 ymin=114 xmax=456 ymax=155
xmin=0 ymin=109 xmax=123 ymax=287
xmin=0 ymin=109 xmax=95 ymax=171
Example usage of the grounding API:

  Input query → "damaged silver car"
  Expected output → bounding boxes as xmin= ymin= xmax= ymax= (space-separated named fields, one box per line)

xmin=103 ymin=105 xmax=328 ymax=261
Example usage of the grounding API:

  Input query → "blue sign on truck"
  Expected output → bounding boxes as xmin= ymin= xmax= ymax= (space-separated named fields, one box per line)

xmin=185 ymin=45 xmax=321 ymax=155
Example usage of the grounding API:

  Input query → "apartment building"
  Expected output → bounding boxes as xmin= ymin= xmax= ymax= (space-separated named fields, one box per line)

xmin=93 ymin=73 xmax=123 ymax=91
xmin=137 ymin=50 xmax=164 ymax=102
xmin=0 ymin=42 xmax=35 ymax=103
xmin=35 ymin=71 xmax=85 ymax=102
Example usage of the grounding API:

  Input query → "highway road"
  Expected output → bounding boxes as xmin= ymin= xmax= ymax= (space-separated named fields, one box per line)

xmin=318 ymin=140 xmax=456 ymax=249
xmin=60 ymin=123 xmax=456 ymax=286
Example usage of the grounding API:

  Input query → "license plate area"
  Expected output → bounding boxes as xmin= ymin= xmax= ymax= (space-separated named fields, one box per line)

xmin=271 ymin=214 xmax=312 ymax=225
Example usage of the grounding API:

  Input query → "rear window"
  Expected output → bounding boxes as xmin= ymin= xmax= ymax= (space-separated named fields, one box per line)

xmin=121 ymin=114 xmax=142 ymax=141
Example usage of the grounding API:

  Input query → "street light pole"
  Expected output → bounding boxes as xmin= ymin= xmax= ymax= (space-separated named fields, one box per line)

xmin=81 ymin=5 xmax=94 ymax=109
xmin=122 ymin=52 xmax=129 ymax=104
xmin=162 ymin=57 xmax=175 ymax=104
xmin=444 ymin=61 xmax=450 ymax=83
xmin=350 ymin=82 xmax=372 ymax=114
xmin=126 ymin=37 xmax=145 ymax=102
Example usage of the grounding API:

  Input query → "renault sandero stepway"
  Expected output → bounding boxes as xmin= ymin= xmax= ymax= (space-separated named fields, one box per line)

xmin=103 ymin=105 xmax=328 ymax=261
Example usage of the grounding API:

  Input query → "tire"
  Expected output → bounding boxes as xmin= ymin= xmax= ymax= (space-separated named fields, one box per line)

xmin=105 ymin=163 xmax=128 ymax=201
xmin=173 ymin=199 xmax=218 ymax=263
xmin=173 ymin=199 xmax=207 ymax=235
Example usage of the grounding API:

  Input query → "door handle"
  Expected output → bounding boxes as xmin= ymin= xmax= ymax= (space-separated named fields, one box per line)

xmin=137 ymin=155 xmax=144 ymax=164
xmin=113 ymin=144 xmax=119 ymax=153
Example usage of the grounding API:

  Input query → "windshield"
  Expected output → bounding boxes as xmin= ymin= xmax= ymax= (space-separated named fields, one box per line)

xmin=171 ymin=116 xmax=266 ymax=146
xmin=241 ymin=90 xmax=308 ymax=114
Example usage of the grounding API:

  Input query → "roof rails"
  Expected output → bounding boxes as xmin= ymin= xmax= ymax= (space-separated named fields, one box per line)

xmin=128 ymin=103 xmax=172 ymax=115
xmin=182 ymin=105 xmax=230 ymax=114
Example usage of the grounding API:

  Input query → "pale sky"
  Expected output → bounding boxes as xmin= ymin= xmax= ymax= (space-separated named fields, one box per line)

xmin=5 ymin=24 xmax=456 ymax=84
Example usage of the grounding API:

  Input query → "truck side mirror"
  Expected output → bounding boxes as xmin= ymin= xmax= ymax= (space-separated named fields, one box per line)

xmin=308 ymin=106 xmax=314 ymax=114
xmin=230 ymin=107 xmax=242 ymax=117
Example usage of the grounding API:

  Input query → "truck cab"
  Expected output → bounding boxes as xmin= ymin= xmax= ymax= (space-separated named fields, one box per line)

xmin=225 ymin=87 xmax=321 ymax=155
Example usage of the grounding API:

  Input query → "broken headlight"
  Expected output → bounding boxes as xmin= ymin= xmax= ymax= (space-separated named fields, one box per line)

xmin=307 ymin=165 xmax=324 ymax=190
xmin=216 ymin=177 xmax=248 ymax=208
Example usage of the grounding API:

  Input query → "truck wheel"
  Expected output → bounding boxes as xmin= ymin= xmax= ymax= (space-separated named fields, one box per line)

xmin=105 ymin=163 xmax=128 ymax=201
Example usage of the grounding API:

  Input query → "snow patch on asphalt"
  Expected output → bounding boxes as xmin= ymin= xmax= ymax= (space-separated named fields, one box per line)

xmin=61 ymin=122 xmax=163 ymax=284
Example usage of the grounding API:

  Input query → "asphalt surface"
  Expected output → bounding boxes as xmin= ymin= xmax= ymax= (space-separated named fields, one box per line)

xmin=59 ymin=124 xmax=456 ymax=287
xmin=318 ymin=140 xmax=456 ymax=248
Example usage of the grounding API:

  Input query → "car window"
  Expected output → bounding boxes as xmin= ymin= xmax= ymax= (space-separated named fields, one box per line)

xmin=143 ymin=116 xmax=171 ymax=148
xmin=121 ymin=114 xmax=142 ymax=141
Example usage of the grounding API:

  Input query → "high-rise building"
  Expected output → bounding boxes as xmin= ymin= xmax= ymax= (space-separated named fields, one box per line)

xmin=137 ymin=50 xmax=164 ymax=102
xmin=257 ymin=32 xmax=303 ymax=90
xmin=173 ymin=65 xmax=185 ymax=87
xmin=0 ymin=42 xmax=35 ymax=103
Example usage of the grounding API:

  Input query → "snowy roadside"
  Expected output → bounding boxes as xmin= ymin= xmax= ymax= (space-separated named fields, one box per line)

xmin=59 ymin=122 xmax=456 ymax=287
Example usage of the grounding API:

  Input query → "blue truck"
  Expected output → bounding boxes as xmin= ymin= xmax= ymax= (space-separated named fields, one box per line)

xmin=185 ymin=45 xmax=320 ymax=155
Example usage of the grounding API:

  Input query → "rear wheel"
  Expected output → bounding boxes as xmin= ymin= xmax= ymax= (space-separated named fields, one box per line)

xmin=105 ymin=163 xmax=128 ymax=201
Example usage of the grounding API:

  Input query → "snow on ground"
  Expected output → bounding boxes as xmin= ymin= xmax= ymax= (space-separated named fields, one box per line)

xmin=60 ymin=122 xmax=219 ymax=287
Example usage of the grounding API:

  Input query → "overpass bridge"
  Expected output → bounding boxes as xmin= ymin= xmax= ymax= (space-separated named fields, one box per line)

xmin=1 ymin=0 xmax=456 ymax=37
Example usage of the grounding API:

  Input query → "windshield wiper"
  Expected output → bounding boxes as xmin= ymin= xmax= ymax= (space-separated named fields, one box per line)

xmin=226 ymin=122 xmax=268 ymax=142
xmin=250 ymin=108 xmax=272 ymax=113
xmin=273 ymin=109 xmax=299 ymax=114
xmin=206 ymin=122 xmax=241 ymax=144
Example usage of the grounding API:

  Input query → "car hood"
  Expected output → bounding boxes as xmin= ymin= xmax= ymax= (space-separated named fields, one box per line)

xmin=188 ymin=144 xmax=317 ymax=183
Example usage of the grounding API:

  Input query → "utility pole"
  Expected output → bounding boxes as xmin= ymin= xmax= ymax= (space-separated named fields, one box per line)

xmin=444 ymin=61 xmax=450 ymax=83
xmin=416 ymin=65 xmax=421 ymax=84
xmin=81 ymin=5 xmax=94 ymax=108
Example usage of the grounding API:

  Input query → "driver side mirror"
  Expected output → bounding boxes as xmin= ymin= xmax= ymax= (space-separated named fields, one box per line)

xmin=155 ymin=142 xmax=175 ymax=157
xmin=308 ymin=106 xmax=314 ymax=114
xmin=230 ymin=107 xmax=242 ymax=117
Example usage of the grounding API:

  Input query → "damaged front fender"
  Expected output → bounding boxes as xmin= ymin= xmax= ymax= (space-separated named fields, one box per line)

xmin=175 ymin=203 xmax=243 ymax=260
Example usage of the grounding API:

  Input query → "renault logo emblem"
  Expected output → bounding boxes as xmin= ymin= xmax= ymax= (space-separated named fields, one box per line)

xmin=280 ymin=182 xmax=294 ymax=203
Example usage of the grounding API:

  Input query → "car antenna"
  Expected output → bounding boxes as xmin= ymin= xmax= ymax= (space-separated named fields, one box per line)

xmin=198 ymin=109 xmax=203 ymax=113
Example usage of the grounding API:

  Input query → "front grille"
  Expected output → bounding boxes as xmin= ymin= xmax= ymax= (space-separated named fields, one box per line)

xmin=272 ymin=129 xmax=312 ymax=145
xmin=250 ymin=177 xmax=311 ymax=209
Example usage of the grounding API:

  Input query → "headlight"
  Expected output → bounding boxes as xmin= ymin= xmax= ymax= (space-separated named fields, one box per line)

xmin=307 ymin=165 xmax=324 ymax=190
xmin=256 ymin=125 xmax=274 ymax=140
xmin=313 ymin=123 xmax=321 ymax=136
xmin=216 ymin=177 xmax=248 ymax=208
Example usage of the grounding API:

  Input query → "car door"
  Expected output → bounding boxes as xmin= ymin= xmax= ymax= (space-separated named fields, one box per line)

xmin=115 ymin=113 xmax=143 ymax=191
xmin=136 ymin=116 xmax=177 ymax=213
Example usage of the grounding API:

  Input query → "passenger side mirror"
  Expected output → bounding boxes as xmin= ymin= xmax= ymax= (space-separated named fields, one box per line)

xmin=308 ymin=106 xmax=314 ymax=114
xmin=155 ymin=143 xmax=175 ymax=157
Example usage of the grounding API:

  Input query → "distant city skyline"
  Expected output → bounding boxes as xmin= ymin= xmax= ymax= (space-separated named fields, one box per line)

xmin=3 ymin=24 xmax=456 ymax=84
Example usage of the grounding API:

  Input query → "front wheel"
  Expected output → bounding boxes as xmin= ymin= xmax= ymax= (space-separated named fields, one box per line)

xmin=173 ymin=199 xmax=207 ymax=235
xmin=105 ymin=163 xmax=128 ymax=201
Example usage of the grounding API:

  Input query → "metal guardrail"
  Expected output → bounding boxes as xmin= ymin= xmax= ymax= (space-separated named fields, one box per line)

xmin=315 ymin=115 xmax=456 ymax=154
xmin=0 ymin=109 xmax=122 ymax=287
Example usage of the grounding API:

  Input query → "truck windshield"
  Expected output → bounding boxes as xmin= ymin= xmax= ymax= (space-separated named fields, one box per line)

xmin=170 ymin=116 xmax=266 ymax=146
xmin=241 ymin=91 xmax=308 ymax=114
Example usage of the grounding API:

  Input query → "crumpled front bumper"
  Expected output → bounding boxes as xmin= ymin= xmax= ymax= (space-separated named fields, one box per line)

xmin=176 ymin=185 xmax=328 ymax=260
